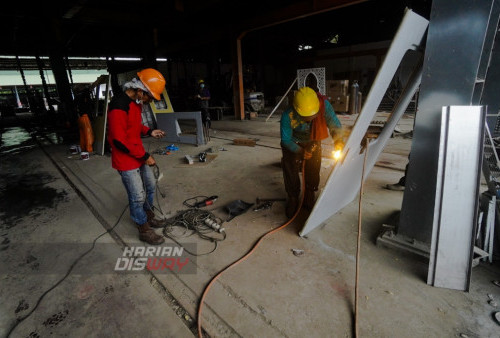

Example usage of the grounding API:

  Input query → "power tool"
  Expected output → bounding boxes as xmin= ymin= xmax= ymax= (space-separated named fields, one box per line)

xmin=194 ymin=195 xmax=218 ymax=208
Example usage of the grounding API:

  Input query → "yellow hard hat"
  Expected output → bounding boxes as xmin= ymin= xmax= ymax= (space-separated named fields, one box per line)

xmin=293 ymin=86 xmax=319 ymax=117
xmin=137 ymin=68 xmax=166 ymax=100
xmin=199 ymin=79 xmax=205 ymax=84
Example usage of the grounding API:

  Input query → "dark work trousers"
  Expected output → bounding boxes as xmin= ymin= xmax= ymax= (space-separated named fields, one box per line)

xmin=201 ymin=107 xmax=211 ymax=129
xmin=281 ymin=141 xmax=321 ymax=201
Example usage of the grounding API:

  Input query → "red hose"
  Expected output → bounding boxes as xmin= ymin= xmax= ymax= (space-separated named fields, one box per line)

xmin=197 ymin=160 xmax=307 ymax=337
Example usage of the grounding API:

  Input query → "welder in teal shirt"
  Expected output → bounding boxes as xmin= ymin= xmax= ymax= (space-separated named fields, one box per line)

xmin=280 ymin=86 xmax=343 ymax=218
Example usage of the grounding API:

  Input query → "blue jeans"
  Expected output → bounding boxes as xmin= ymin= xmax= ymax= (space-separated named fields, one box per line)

xmin=118 ymin=164 xmax=156 ymax=225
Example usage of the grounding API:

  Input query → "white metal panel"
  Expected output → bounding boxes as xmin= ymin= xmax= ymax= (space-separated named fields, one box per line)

xmin=428 ymin=106 xmax=485 ymax=291
xmin=300 ymin=9 xmax=429 ymax=237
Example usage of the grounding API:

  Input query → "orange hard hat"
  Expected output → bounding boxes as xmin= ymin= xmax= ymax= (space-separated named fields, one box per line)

xmin=137 ymin=68 xmax=166 ymax=100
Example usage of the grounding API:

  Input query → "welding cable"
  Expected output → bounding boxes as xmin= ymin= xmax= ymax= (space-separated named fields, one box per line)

xmin=210 ymin=136 xmax=281 ymax=150
xmin=146 ymin=164 xmax=225 ymax=255
xmin=196 ymin=159 xmax=307 ymax=337
xmin=142 ymin=163 xmax=167 ymax=223
xmin=355 ymin=138 xmax=370 ymax=338
xmin=6 ymin=204 xmax=129 ymax=338
xmin=162 ymin=209 xmax=226 ymax=256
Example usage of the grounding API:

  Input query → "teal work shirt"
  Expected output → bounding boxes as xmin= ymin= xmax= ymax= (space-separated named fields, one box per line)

xmin=280 ymin=100 xmax=342 ymax=154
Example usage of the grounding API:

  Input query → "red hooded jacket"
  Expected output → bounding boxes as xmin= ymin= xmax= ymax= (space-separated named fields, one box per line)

xmin=107 ymin=93 xmax=152 ymax=171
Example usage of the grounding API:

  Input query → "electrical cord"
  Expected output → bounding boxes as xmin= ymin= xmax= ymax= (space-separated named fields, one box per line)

xmin=210 ymin=136 xmax=281 ymax=150
xmin=6 ymin=204 xmax=129 ymax=338
xmin=146 ymin=164 xmax=225 ymax=256
xmin=162 ymin=209 xmax=226 ymax=256
xmin=196 ymin=159 xmax=307 ymax=337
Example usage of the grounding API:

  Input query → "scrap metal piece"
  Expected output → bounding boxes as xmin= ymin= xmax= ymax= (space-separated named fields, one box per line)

xmin=253 ymin=202 xmax=273 ymax=211
xmin=300 ymin=9 xmax=429 ymax=237
xmin=256 ymin=197 xmax=286 ymax=204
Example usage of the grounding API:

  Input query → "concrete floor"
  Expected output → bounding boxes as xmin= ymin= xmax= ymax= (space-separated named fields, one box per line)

xmin=1 ymin=112 xmax=500 ymax=337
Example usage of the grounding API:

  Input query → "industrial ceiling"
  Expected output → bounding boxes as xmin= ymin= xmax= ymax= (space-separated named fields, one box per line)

xmin=1 ymin=0 xmax=431 ymax=67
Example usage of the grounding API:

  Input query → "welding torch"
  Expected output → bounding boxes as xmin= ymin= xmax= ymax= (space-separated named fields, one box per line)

xmin=332 ymin=141 xmax=344 ymax=161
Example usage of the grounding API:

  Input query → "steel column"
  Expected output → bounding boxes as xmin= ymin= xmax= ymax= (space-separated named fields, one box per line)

xmin=399 ymin=0 xmax=500 ymax=243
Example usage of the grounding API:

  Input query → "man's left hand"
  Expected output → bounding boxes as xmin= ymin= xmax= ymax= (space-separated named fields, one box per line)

xmin=151 ymin=129 xmax=165 ymax=139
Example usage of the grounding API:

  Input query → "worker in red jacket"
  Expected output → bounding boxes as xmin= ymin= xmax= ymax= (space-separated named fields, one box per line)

xmin=107 ymin=68 xmax=166 ymax=245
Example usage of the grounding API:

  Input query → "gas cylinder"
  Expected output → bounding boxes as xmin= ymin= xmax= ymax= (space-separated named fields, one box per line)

xmin=350 ymin=80 xmax=360 ymax=114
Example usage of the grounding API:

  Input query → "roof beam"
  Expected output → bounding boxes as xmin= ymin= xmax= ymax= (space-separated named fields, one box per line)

xmin=239 ymin=0 xmax=368 ymax=35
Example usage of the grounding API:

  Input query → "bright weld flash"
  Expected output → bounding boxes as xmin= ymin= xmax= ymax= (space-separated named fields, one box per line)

xmin=333 ymin=149 xmax=342 ymax=161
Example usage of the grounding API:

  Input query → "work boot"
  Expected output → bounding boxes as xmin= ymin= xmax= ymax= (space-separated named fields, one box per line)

xmin=386 ymin=183 xmax=405 ymax=191
xmin=137 ymin=222 xmax=165 ymax=245
xmin=286 ymin=197 xmax=299 ymax=219
xmin=303 ymin=189 xmax=316 ymax=210
xmin=146 ymin=209 xmax=167 ymax=228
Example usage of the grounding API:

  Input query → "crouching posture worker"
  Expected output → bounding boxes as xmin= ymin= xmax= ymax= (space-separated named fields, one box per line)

xmin=281 ymin=86 xmax=343 ymax=218
xmin=108 ymin=68 xmax=167 ymax=245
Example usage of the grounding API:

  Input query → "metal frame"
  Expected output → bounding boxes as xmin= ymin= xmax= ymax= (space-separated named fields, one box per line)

xmin=155 ymin=111 xmax=206 ymax=146
xmin=91 ymin=74 xmax=111 ymax=156
xmin=427 ymin=106 xmax=485 ymax=291
xmin=299 ymin=9 xmax=429 ymax=237
xmin=149 ymin=88 xmax=175 ymax=114
xmin=297 ymin=67 xmax=326 ymax=95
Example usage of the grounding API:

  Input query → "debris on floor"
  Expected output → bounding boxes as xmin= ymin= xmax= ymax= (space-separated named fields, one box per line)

xmin=494 ymin=312 xmax=500 ymax=325
xmin=292 ymin=249 xmax=304 ymax=256
xmin=233 ymin=138 xmax=256 ymax=147
xmin=253 ymin=201 xmax=273 ymax=211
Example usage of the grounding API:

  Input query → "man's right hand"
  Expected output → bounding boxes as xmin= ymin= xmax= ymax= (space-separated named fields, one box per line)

xmin=146 ymin=155 xmax=156 ymax=166
xmin=303 ymin=150 xmax=313 ymax=160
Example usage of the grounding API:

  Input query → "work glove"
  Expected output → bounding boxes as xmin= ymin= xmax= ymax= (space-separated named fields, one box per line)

xmin=302 ymin=142 xmax=318 ymax=160
xmin=303 ymin=149 xmax=313 ymax=160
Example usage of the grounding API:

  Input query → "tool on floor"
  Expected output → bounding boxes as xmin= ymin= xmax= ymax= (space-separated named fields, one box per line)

xmin=253 ymin=202 xmax=272 ymax=211
xmin=253 ymin=201 xmax=273 ymax=211
xmin=255 ymin=197 xmax=286 ymax=205
xmin=253 ymin=197 xmax=286 ymax=212
xmin=183 ymin=195 xmax=218 ymax=208
xmin=194 ymin=195 xmax=218 ymax=208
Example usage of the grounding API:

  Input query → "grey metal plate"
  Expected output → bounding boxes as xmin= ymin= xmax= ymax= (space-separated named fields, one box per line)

xmin=427 ymin=106 xmax=485 ymax=291
xmin=155 ymin=111 xmax=206 ymax=146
